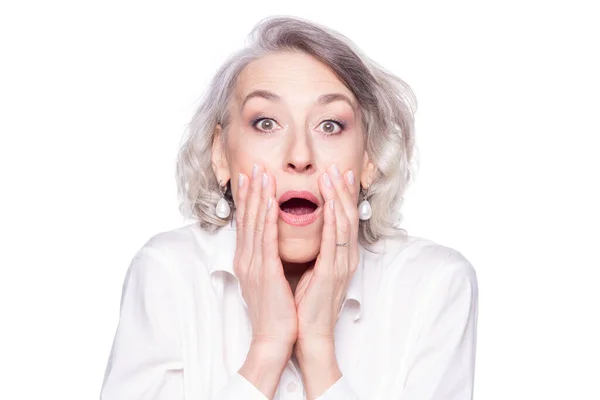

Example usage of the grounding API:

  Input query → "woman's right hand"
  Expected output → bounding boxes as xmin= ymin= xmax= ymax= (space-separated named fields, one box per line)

xmin=233 ymin=163 xmax=298 ymax=349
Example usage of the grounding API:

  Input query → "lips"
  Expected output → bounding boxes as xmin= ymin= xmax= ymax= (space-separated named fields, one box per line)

xmin=278 ymin=190 xmax=321 ymax=226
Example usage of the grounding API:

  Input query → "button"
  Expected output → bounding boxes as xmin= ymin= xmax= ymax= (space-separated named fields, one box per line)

xmin=286 ymin=381 xmax=298 ymax=392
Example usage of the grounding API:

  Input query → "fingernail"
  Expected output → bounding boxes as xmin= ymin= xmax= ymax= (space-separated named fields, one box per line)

xmin=238 ymin=173 xmax=244 ymax=188
xmin=262 ymin=173 xmax=268 ymax=188
xmin=332 ymin=164 xmax=341 ymax=178
xmin=329 ymin=199 xmax=334 ymax=210
xmin=348 ymin=171 xmax=355 ymax=185
xmin=252 ymin=164 xmax=258 ymax=179
xmin=323 ymin=173 xmax=332 ymax=187
xmin=267 ymin=197 xmax=273 ymax=209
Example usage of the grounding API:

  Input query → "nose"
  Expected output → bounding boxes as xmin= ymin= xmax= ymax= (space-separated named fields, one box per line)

xmin=284 ymin=129 xmax=315 ymax=174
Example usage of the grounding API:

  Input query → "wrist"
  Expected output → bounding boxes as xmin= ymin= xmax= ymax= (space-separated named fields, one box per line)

xmin=296 ymin=338 xmax=338 ymax=371
xmin=295 ymin=337 xmax=335 ymax=361
xmin=250 ymin=338 xmax=294 ymax=365
xmin=250 ymin=337 xmax=295 ymax=355
xmin=238 ymin=341 xmax=293 ymax=399
xmin=294 ymin=340 xmax=342 ymax=399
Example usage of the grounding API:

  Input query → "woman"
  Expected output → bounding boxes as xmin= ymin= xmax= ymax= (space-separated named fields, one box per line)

xmin=100 ymin=16 xmax=478 ymax=400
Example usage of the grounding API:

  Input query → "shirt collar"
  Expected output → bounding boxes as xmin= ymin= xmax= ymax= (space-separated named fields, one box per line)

xmin=205 ymin=221 xmax=365 ymax=320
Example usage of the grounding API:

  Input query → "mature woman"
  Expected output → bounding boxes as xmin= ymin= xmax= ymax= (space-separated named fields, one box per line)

xmin=100 ymin=16 xmax=478 ymax=400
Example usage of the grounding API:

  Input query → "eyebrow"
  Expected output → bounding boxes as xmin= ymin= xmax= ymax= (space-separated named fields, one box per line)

xmin=240 ymin=89 xmax=357 ymax=113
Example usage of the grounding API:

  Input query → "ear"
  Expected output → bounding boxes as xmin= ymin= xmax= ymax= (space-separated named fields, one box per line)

xmin=211 ymin=124 xmax=231 ymax=185
xmin=360 ymin=151 xmax=376 ymax=190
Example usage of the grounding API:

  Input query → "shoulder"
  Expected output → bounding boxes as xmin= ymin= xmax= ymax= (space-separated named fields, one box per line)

xmin=138 ymin=222 xmax=228 ymax=261
xmin=130 ymin=222 xmax=226 ymax=283
xmin=368 ymin=233 xmax=477 ymax=296
xmin=140 ymin=223 xmax=207 ymax=255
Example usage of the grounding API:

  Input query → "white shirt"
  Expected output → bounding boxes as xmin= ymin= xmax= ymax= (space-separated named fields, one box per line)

xmin=100 ymin=222 xmax=478 ymax=399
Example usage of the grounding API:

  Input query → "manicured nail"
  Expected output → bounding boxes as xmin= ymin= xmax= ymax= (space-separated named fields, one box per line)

xmin=238 ymin=173 xmax=244 ymax=188
xmin=329 ymin=199 xmax=334 ymax=210
xmin=262 ymin=173 xmax=268 ymax=188
xmin=331 ymin=164 xmax=341 ymax=178
xmin=267 ymin=197 xmax=273 ymax=209
xmin=323 ymin=173 xmax=332 ymax=187
xmin=348 ymin=170 xmax=355 ymax=185
xmin=252 ymin=164 xmax=258 ymax=179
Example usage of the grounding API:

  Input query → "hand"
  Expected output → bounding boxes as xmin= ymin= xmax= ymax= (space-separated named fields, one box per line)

xmin=234 ymin=164 xmax=298 ymax=349
xmin=294 ymin=164 xmax=360 ymax=344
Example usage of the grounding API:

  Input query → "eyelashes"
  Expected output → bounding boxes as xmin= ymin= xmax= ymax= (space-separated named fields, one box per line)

xmin=251 ymin=115 xmax=346 ymax=135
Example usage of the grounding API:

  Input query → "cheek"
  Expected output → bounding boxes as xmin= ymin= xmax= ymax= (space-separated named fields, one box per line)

xmin=315 ymin=144 xmax=364 ymax=173
xmin=227 ymin=129 xmax=284 ymax=170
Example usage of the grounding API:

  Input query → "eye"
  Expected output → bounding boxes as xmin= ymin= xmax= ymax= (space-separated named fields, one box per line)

xmin=317 ymin=119 xmax=345 ymax=135
xmin=252 ymin=116 xmax=280 ymax=134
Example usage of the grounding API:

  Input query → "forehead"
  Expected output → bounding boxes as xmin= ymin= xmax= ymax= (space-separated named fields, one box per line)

xmin=234 ymin=51 xmax=357 ymax=106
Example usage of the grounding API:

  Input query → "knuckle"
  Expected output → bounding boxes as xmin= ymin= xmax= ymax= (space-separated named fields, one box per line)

xmin=339 ymin=219 xmax=351 ymax=234
xmin=250 ymin=178 xmax=262 ymax=193
xmin=324 ymin=231 xmax=336 ymax=242
xmin=253 ymin=224 xmax=265 ymax=235
xmin=339 ymin=182 xmax=349 ymax=193
xmin=237 ymin=187 xmax=248 ymax=201
xmin=244 ymin=212 xmax=257 ymax=226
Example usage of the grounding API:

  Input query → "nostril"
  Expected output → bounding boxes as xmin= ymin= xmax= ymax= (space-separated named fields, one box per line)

xmin=287 ymin=163 xmax=314 ymax=173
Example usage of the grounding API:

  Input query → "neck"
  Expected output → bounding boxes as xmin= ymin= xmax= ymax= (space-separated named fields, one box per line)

xmin=282 ymin=260 xmax=315 ymax=295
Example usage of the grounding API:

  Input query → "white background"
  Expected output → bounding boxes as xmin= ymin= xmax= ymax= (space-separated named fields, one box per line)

xmin=1 ymin=0 xmax=598 ymax=399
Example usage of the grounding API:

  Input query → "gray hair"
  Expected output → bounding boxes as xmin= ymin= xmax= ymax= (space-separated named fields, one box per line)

xmin=176 ymin=15 xmax=418 ymax=246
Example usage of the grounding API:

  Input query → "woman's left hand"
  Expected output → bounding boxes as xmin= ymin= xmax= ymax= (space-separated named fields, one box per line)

xmin=294 ymin=164 xmax=361 ymax=346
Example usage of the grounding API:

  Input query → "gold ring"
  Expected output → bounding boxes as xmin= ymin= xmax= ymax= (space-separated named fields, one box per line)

xmin=336 ymin=241 xmax=350 ymax=247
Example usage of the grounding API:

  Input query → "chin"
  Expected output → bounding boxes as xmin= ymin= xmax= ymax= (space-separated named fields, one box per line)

xmin=277 ymin=222 xmax=321 ymax=264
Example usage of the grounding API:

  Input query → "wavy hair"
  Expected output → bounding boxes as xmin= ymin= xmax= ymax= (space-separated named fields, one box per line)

xmin=176 ymin=15 xmax=419 ymax=246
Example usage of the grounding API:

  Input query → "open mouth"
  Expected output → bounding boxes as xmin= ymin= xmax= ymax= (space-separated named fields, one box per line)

xmin=279 ymin=198 xmax=319 ymax=215
xmin=278 ymin=190 xmax=321 ymax=226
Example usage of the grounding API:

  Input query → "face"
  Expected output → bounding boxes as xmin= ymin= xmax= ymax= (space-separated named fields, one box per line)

xmin=212 ymin=51 xmax=374 ymax=264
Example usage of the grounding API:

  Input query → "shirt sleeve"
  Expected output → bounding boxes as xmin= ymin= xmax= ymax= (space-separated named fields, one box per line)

xmin=314 ymin=375 xmax=359 ymax=399
xmin=214 ymin=373 xmax=269 ymax=399
xmin=397 ymin=251 xmax=479 ymax=399
xmin=100 ymin=245 xmax=270 ymax=400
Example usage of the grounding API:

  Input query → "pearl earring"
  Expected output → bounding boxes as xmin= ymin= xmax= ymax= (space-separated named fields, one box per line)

xmin=358 ymin=184 xmax=372 ymax=221
xmin=215 ymin=180 xmax=231 ymax=219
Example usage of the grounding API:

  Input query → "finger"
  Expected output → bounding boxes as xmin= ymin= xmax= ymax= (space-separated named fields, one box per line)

xmin=262 ymin=175 xmax=280 ymax=269
xmin=329 ymin=165 xmax=359 ymax=239
xmin=345 ymin=169 xmax=359 ymax=199
xmin=253 ymin=171 xmax=272 ymax=267
xmin=243 ymin=164 xmax=264 ymax=258
xmin=234 ymin=173 xmax=248 ymax=251
xmin=329 ymin=165 xmax=359 ymax=268
xmin=322 ymin=170 xmax=351 ymax=277
xmin=317 ymin=173 xmax=338 ymax=278
xmin=344 ymin=169 xmax=361 ymax=269
xmin=234 ymin=172 xmax=249 ymax=276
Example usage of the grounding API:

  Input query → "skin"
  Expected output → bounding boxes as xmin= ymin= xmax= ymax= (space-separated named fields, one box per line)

xmin=211 ymin=50 xmax=376 ymax=399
